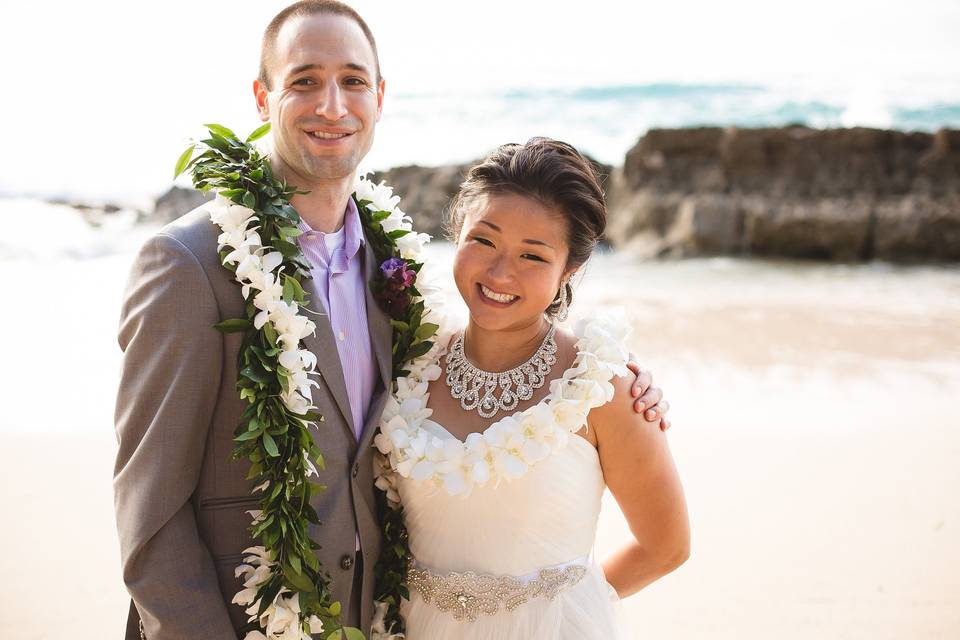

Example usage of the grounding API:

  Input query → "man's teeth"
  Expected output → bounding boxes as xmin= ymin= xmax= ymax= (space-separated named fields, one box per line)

xmin=480 ymin=284 xmax=517 ymax=303
xmin=310 ymin=131 xmax=349 ymax=139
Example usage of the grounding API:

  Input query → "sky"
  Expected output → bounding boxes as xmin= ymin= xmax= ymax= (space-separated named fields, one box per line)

xmin=1 ymin=0 xmax=958 ymax=201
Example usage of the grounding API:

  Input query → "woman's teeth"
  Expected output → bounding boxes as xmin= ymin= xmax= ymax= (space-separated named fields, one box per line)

xmin=480 ymin=284 xmax=518 ymax=303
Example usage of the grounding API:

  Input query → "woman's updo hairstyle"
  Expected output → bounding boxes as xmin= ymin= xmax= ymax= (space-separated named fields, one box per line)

xmin=447 ymin=137 xmax=607 ymax=318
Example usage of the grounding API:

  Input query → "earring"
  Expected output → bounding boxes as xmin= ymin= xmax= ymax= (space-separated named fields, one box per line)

xmin=554 ymin=279 xmax=570 ymax=322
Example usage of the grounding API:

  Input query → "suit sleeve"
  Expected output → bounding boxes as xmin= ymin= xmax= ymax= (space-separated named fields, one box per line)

xmin=113 ymin=232 xmax=237 ymax=639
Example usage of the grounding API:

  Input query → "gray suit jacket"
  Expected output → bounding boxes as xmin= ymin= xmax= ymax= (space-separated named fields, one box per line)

xmin=113 ymin=206 xmax=391 ymax=639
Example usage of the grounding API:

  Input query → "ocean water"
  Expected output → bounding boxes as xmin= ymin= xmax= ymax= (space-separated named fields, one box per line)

xmin=367 ymin=81 xmax=960 ymax=171
xmin=5 ymin=82 xmax=959 ymax=203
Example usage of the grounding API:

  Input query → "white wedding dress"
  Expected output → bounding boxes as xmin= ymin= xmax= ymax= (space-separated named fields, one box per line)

xmin=375 ymin=317 xmax=633 ymax=639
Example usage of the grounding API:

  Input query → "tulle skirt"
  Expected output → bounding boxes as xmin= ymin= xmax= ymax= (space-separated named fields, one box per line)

xmin=400 ymin=564 xmax=623 ymax=640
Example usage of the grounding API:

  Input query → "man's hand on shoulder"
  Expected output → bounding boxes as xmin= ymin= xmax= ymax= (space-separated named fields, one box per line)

xmin=625 ymin=360 xmax=671 ymax=431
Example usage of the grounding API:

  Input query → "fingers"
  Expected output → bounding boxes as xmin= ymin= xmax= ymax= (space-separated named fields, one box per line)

xmin=634 ymin=384 xmax=662 ymax=413
xmin=628 ymin=363 xmax=652 ymax=398
xmin=639 ymin=396 xmax=668 ymax=422
xmin=659 ymin=418 xmax=671 ymax=432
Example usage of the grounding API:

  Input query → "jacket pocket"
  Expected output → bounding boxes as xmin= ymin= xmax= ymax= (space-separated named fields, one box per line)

xmin=198 ymin=495 xmax=261 ymax=510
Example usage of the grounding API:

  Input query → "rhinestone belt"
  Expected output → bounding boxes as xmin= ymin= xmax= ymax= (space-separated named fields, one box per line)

xmin=407 ymin=558 xmax=588 ymax=622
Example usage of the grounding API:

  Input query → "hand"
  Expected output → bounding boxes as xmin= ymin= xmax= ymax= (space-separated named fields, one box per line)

xmin=626 ymin=360 xmax=671 ymax=431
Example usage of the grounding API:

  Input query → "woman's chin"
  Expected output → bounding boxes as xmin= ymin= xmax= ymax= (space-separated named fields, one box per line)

xmin=466 ymin=302 xmax=544 ymax=333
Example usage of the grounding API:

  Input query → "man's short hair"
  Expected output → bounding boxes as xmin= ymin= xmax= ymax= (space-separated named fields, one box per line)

xmin=259 ymin=0 xmax=381 ymax=89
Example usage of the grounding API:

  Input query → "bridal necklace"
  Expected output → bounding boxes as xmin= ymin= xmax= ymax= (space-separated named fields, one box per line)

xmin=445 ymin=324 xmax=558 ymax=419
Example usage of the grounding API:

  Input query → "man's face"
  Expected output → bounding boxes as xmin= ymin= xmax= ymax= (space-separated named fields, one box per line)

xmin=254 ymin=13 xmax=384 ymax=187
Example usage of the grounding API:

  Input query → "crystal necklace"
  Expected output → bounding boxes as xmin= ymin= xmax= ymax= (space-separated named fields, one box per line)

xmin=444 ymin=325 xmax=558 ymax=419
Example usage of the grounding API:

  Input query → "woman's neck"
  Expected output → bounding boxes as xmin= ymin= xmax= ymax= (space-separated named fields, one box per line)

xmin=462 ymin=316 xmax=552 ymax=372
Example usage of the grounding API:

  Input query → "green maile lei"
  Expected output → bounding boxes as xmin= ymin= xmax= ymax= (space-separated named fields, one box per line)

xmin=174 ymin=123 xmax=431 ymax=640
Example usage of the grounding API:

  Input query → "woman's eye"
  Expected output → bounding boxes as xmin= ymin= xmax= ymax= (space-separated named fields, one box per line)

xmin=522 ymin=254 xmax=546 ymax=262
xmin=471 ymin=236 xmax=494 ymax=247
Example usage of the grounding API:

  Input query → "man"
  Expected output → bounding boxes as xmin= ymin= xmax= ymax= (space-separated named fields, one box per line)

xmin=113 ymin=2 xmax=670 ymax=638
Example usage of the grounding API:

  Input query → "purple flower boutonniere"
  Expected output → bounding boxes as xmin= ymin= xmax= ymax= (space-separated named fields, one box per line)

xmin=378 ymin=257 xmax=417 ymax=318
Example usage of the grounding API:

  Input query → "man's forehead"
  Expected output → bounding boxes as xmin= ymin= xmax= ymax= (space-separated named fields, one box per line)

xmin=274 ymin=13 xmax=375 ymax=67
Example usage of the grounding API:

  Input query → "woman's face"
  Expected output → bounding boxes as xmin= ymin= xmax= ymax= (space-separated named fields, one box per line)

xmin=453 ymin=192 xmax=573 ymax=332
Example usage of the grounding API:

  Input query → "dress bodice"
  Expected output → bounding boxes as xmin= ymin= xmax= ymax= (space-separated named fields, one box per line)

xmin=398 ymin=425 xmax=604 ymax=575
xmin=373 ymin=315 xmax=632 ymax=639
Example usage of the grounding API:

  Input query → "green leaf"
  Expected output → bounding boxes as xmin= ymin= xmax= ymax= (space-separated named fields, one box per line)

xmin=173 ymin=144 xmax=195 ymax=179
xmin=242 ymin=191 xmax=257 ymax=209
xmin=414 ymin=322 xmax=439 ymax=341
xmin=328 ymin=600 xmax=342 ymax=617
xmin=405 ymin=340 xmax=433 ymax=360
xmin=214 ymin=318 xmax=250 ymax=333
xmin=204 ymin=123 xmax=237 ymax=140
xmin=278 ymin=225 xmax=304 ymax=239
xmin=234 ymin=428 xmax=262 ymax=442
xmin=240 ymin=365 xmax=270 ymax=385
xmin=389 ymin=319 xmax=410 ymax=332
xmin=284 ymin=275 xmax=306 ymax=301
xmin=262 ymin=432 xmax=279 ymax=457
xmin=343 ymin=628 xmax=365 ymax=640
xmin=246 ymin=122 xmax=271 ymax=142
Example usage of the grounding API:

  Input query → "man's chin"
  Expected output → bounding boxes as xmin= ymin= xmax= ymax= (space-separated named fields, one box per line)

xmin=303 ymin=157 xmax=361 ymax=181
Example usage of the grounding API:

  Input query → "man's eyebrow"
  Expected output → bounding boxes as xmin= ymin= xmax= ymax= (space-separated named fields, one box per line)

xmin=289 ymin=62 xmax=372 ymax=75
xmin=478 ymin=220 xmax=554 ymax=248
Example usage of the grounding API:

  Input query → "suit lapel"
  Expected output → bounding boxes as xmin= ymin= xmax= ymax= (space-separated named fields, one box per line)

xmin=363 ymin=241 xmax=392 ymax=392
xmin=358 ymin=241 xmax=393 ymax=451
xmin=300 ymin=275 xmax=356 ymax=440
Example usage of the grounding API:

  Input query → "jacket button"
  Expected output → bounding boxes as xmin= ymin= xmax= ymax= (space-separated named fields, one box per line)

xmin=340 ymin=554 xmax=354 ymax=570
xmin=352 ymin=463 xmax=359 ymax=479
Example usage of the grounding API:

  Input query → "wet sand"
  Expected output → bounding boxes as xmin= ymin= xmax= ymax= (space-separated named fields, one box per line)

xmin=2 ymin=243 xmax=958 ymax=638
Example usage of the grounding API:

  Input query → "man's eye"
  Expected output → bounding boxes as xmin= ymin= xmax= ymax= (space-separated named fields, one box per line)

xmin=292 ymin=78 xmax=315 ymax=86
xmin=344 ymin=77 xmax=368 ymax=86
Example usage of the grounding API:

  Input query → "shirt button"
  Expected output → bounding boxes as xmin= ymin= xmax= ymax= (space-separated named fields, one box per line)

xmin=340 ymin=554 xmax=354 ymax=570
xmin=352 ymin=463 xmax=359 ymax=479
xmin=338 ymin=331 xmax=346 ymax=341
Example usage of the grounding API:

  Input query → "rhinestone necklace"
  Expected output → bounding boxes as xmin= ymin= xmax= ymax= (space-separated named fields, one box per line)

xmin=444 ymin=325 xmax=558 ymax=419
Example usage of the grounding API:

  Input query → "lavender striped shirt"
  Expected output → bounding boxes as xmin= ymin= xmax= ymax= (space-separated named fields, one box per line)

xmin=297 ymin=198 xmax=376 ymax=441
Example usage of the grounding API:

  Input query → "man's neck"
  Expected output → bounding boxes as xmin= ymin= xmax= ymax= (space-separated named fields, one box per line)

xmin=289 ymin=178 xmax=355 ymax=233
xmin=270 ymin=156 xmax=355 ymax=233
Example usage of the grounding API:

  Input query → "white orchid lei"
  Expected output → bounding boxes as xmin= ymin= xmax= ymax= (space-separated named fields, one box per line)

xmin=373 ymin=315 xmax=632 ymax=499
xmin=176 ymin=123 xmax=436 ymax=640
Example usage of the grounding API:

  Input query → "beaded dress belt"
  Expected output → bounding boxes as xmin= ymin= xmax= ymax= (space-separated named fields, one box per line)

xmin=406 ymin=556 xmax=589 ymax=622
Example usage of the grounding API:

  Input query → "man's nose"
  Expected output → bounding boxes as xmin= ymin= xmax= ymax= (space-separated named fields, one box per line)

xmin=315 ymin=82 xmax=348 ymax=120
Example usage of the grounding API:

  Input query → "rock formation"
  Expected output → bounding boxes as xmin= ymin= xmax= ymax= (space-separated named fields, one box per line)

xmin=607 ymin=126 xmax=960 ymax=261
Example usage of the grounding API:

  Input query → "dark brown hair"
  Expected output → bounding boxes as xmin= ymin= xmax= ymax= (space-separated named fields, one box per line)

xmin=448 ymin=137 xmax=607 ymax=317
xmin=259 ymin=0 xmax=381 ymax=89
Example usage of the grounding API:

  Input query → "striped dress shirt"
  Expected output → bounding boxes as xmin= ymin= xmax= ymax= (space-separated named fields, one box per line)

xmin=297 ymin=198 xmax=376 ymax=441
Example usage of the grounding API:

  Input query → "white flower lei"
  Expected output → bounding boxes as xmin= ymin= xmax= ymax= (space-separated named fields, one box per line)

xmin=373 ymin=315 xmax=633 ymax=500
xmin=207 ymin=174 xmax=433 ymax=640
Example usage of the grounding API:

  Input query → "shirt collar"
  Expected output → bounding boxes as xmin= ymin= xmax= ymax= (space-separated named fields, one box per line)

xmin=296 ymin=196 xmax=365 ymax=269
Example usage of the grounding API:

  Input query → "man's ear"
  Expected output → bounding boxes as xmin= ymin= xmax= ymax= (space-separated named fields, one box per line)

xmin=254 ymin=79 xmax=270 ymax=122
xmin=375 ymin=77 xmax=386 ymax=121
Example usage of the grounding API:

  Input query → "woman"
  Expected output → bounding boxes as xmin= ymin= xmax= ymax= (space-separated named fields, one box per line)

xmin=375 ymin=138 xmax=689 ymax=639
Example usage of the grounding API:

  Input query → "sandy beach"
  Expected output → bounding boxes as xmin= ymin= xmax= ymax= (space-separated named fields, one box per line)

xmin=2 ymin=228 xmax=958 ymax=638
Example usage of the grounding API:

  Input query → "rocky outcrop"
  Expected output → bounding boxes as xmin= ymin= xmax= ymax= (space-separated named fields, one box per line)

xmin=371 ymin=156 xmax=613 ymax=240
xmin=608 ymin=126 xmax=960 ymax=261
xmin=152 ymin=186 xmax=214 ymax=223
